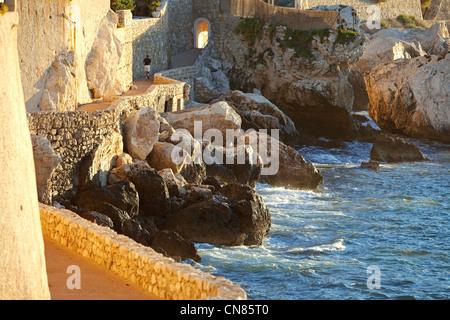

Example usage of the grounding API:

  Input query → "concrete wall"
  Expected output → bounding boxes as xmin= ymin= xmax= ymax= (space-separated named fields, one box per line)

xmin=0 ymin=10 xmax=50 ymax=300
xmin=39 ymin=203 xmax=247 ymax=300
xmin=307 ymin=0 xmax=423 ymax=21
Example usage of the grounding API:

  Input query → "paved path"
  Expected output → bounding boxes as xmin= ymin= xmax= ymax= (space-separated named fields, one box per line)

xmin=78 ymin=78 xmax=154 ymax=113
xmin=170 ymin=48 xmax=202 ymax=69
xmin=44 ymin=236 xmax=161 ymax=300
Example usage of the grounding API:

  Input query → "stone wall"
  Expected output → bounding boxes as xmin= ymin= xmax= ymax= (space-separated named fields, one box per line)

xmin=27 ymin=110 xmax=122 ymax=202
xmin=307 ymin=0 xmax=423 ymax=22
xmin=26 ymin=81 xmax=188 ymax=202
xmin=39 ymin=203 xmax=247 ymax=300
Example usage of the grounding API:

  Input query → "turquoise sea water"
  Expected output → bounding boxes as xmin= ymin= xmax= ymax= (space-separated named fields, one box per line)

xmin=190 ymin=137 xmax=450 ymax=300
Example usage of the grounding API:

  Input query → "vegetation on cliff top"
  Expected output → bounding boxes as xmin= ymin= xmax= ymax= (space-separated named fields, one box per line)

xmin=381 ymin=14 xmax=426 ymax=29
xmin=234 ymin=17 xmax=360 ymax=64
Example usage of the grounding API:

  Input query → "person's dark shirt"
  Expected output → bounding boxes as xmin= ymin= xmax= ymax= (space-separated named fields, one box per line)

xmin=144 ymin=58 xmax=152 ymax=65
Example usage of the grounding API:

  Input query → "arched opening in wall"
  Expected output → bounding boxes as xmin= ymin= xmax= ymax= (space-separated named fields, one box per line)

xmin=194 ymin=18 xmax=210 ymax=49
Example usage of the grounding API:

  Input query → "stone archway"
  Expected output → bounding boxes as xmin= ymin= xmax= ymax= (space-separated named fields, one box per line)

xmin=194 ymin=18 xmax=210 ymax=49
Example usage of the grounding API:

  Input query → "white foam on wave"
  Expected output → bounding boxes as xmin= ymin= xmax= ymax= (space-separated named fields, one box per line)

xmin=286 ymin=239 xmax=346 ymax=254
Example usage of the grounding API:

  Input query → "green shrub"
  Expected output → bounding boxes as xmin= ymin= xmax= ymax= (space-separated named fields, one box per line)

xmin=234 ymin=17 xmax=266 ymax=45
xmin=396 ymin=14 xmax=426 ymax=29
xmin=335 ymin=28 xmax=360 ymax=45
xmin=110 ymin=0 xmax=136 ymax=11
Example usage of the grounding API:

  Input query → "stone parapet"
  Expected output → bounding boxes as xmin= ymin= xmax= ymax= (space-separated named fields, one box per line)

xmin=39 ymin=203 xmax=247 ymax=300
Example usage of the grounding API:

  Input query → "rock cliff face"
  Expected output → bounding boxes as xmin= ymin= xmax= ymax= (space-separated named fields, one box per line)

xmin=366 ymin=54 xmax=450 ymax=142
xmin=350 ymin=23 xmax=449 ymax=110
xmin=222 ymin=21 xmax=367 ymax=140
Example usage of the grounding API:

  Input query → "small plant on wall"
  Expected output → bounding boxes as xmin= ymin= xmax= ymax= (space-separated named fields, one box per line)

xmin=0 ymin=3 xmax=9 ymax=15
xmin=148 ymin=0 xmax=161 ymax=12
xmin=110 ymin=0 xmax=136 ymax=11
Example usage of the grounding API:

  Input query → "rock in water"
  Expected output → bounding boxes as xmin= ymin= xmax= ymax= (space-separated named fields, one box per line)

xmin=237 ymin=131 xmax=324 ymax=190
xmin=124 ymin=107 xmax=160 ymax=160
xmin=149 ymin=230 xmax=201 ymax=262
xmin=370 ymin=133 xmax=427 ymax=163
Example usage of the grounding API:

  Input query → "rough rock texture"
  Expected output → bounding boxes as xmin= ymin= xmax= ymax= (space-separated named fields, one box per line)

xmin=31 ymin=135 xmax=61 ymax=204
xmin=203 ymin=143 xmax=262 ymax=188
xmin=152 ymin=129 xmax=206 ymax=185
xmin=75 ymin=180 xmax=140 ymax=230
xmin=85 ymin=10 xmax=124 ymax=100
xmin=350 ymin=23 xmax=449 ymax=110
xmin=195 ymin=66 xmax=231 ymax=103
xmin=77 ymin=130 xmax=123 ymax=191
xmin=40 ymin=51 xmax=78 ymax=112
xmin=218 ymin=90 xmax=300 ymax=145
xmin=161 ymin=101 xmax=242 ymax=138
xmin=366 ymin=54 xmax=450 ymax=142
xmin=238 ymin=132 xmax=324 ymax=190
xmin=164 ymin=184 xmax=270 ymax=246
xmin=124 ymin=107 xmax=160 ymax=160
xmin=223 ymin=22 xmax=367 ymax=140
xmin=127 ymin=161 xmax=171 ymax=219
xmin=149 ymin=230 xmax=201 ymax=262
xmin=370 ymin=133 xmax=427 ymax=162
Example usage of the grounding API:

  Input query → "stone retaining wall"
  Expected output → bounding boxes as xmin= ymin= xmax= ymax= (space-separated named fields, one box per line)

xmin=39 ymin=203 xmax=247 ymax=300
xmin=27 ymin=80 xmax=188 ymax=203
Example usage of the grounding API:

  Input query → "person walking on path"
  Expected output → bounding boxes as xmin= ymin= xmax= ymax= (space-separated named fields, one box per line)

xmin=143 ymin=54 xmax=152 ymax=79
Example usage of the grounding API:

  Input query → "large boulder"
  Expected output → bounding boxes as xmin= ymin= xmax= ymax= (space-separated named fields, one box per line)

xmin=217 ymin=90 xmax=300 ymax=145
xmin=161 ymin=101 xmax=242 ymax=138
xmin=149 ymin=230 xmax=201 ymax=262
xmin=202 ymin=142 xmax=262 ymax=187
xmin=164 ymin=183 xmax=270 ymax=246
xmin=31 ymin=135 xmax=61 ymax=204
xmin=75 ymin=180 xmax=139 ymax=232
xmin=127 ymin=161 xmax=171 ymax=219
xmin=238 ymin=131 xmax=323 ymax=190
xmin=85 ymin=10 xmax=124 ymax=100
xmin=370 ymin=133 xmax=427 ymax=163
xmin=149 ymin=129 xmax=206 ymax=184
xmin=366 ymin=54 xmax=450 ymax=142
xmin=350 ymin=23 xmax=449 ymax=110
xmin=124 ymin=107 xmax=160 ymax=160
xmin=40 ymin=51 xmax=78 ymax=112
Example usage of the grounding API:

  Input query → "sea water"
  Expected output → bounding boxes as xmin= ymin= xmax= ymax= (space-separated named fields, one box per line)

xmin=190 ymin=135 xmax=450 ymax=300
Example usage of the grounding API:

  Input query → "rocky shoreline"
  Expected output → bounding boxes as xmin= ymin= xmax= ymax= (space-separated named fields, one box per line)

xmin=34 ymin=11 xmax=449 ymax=265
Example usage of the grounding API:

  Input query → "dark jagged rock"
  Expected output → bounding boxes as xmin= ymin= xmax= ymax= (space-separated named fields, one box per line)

xmin=164 ymin=183 xmax=270 ymax=246
xmin=370 ymin=133 xmax=427 ymax=163
xmin=127 ymin=161 xmax=171 ymax=219
xmin=149 ymin=230 xmax=201 ymax=262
